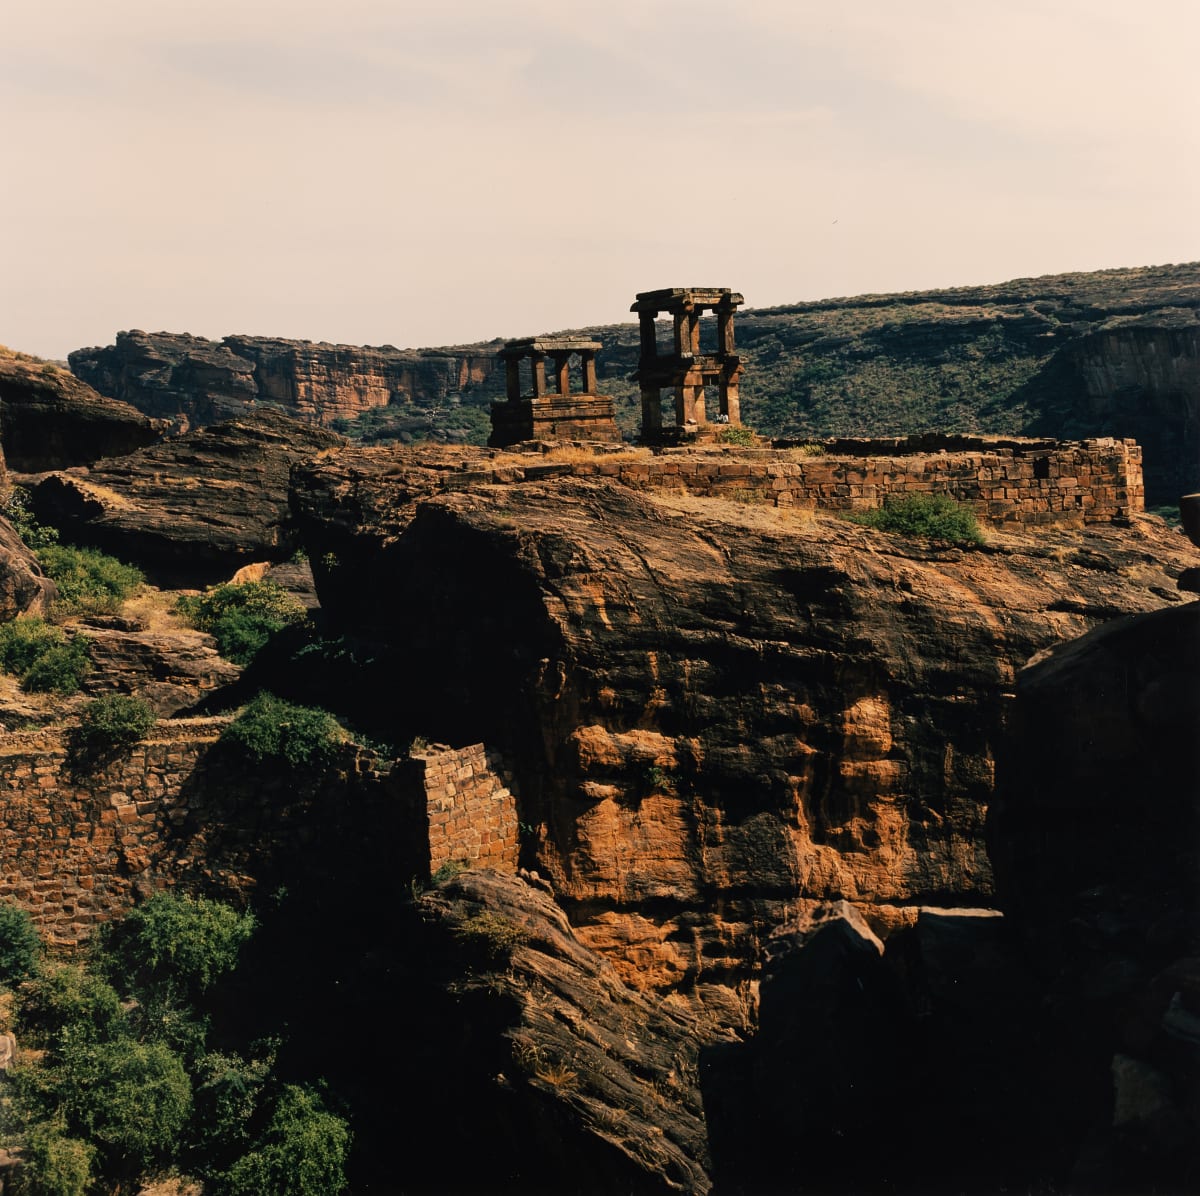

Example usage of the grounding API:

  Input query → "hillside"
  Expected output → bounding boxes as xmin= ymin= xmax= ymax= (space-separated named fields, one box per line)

xmin=68 ymin=263 xmax=1200 ymax=503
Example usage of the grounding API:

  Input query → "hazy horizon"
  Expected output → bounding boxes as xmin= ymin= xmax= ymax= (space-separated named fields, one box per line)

xmin=5 ymin=0 xmax=1198 ymax=361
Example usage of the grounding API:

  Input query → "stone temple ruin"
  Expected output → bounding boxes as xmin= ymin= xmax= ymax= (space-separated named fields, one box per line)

xmin=488 ymin=286 xmax=746 ymax=446
xmin=488 ymin=336 xmax=621 ymax=447
xmin=632 ymin=287 xmax=744 ymax=437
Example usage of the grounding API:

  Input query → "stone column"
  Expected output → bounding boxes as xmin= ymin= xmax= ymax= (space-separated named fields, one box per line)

xmin=692 ymin=384 xmax=708 ymax=425
xmin=504 ymin=358 xmax=521 ymax=401
xmin=551 ymin=353 xmax=571 ymax=395
xmin=720 ymin=368 xmax=741 ymax=425
xmin=581 ymin=352 xmax=597 ymax=394
xmin=718 ymin=309 xmax=736 ymax=354
xmin=673 ymin=311 xmax=689 ymax=357
xmin=639 ymin=312 xmax=659 ymax=359
xmin=641 ymin=385 xmax=662 ymax=432
xmin=530 ymin=353 xmax=547 ymax=398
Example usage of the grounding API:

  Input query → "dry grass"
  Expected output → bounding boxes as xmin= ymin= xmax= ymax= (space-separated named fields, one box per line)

xmin=534 ymin=1060 xmax=580 ymax=1091
xmin=120 ymin=587 xmax=194 ymax=634
xmin=646 ymin=490 xmax=817 ymax=533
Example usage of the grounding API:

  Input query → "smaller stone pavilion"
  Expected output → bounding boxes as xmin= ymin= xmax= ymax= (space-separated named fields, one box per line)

xmin=631 ymin=287 xmax=744 ymax=437
xmin=489 ymin=336 xmax=622 ymax=447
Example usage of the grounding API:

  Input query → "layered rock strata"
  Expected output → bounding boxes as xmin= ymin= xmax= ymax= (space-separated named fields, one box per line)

xmin=69 ymin=330 xmax=501 ymax=431
xmin=30 ymin=409 xmax=344 ymax=587
xmin=0 ymin=353 xmax=160 ymax=471
xmin=291 ymin=442 xmax=1199 ymax=1016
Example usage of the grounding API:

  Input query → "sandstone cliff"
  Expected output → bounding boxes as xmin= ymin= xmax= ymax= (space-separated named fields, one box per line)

xmin=69 ymin=329 xmax=502 ymax=433
xmin=30 ymin=409 xmax=344 ymax=587
xmin=68 ymin=263 xmax=1200 ymax=502
xmin=291 ymin=442 xmax=1199 ymax=1019
xmin=0 ymin=351 xmax=160 ymax=471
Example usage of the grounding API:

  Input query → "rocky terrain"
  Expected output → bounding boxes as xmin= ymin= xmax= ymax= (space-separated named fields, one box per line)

xmin=69 ymin=262 xmax=1200 ymax=502
xmin=0 ymin=311 xmax=1196 ymax=1191
xmin=27 ymin=409 xmax=344 ymax=587
xmin=0 ymin=348 xmax=160 ymax=471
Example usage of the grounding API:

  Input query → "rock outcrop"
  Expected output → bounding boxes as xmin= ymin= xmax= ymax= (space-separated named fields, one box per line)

xmin=291 ymin=442 xmax=1200 ymax=1019
xmin=68 ymin=263 xmax=1200 ymax=500
xmin=30 ymin=410 xmax=344 ymax=587
xmin=389 ymin=868 xmax=721 ymax=1195
xmin=0 ymin=352 xmax=160 ymax=471
xmin=0 ymin=517 xmax=57 ymax=620
xmin=69 ymin=329 xmax=502 ymax=432
xmin=989 ymin=600 xmax=1200 ymax=1191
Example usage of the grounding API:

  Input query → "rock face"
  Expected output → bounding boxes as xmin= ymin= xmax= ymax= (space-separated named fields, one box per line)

xmin=69 ymin=329 xmax=501 ymax=432
xmin=0 ymin=517 xmax=57 ymax=620
xmin=31 ymin=410 xmax=344 ymax=587
xmin=989 ymin=601 xmax=1200 ymax=1191
xmin=68 ymin=263 xmax=1200 ymax=500
xmin=291 ymin=443 xmax=1200 ymax=1019
xmin=0 ymin=352 xmax=160 ymax=471
xmin=387 ymin=868 xmax=721 ymax=1195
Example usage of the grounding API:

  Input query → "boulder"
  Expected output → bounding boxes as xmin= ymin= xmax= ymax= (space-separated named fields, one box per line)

xmin=31 ymin=410 xmax=344 ymax=587
xmin=0 ymin=516 xmax=57 ymax=619
xmin=0 ymin=352 xmax=160 ymax=470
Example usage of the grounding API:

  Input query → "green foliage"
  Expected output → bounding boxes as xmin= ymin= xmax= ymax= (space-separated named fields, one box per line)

xmin=222 ymin=1084 xmax=351 ymax=1196
xmin=10 ymin=1122 xmax=95 ymax=1196
xmin=58 ymin=1038 xmax=192 ymax=1175
xmin=452 ymin=910 xmax=529 ymax=966
xmin=37 ymin=544 xmax=143 ymax=616
xmin=0 ymin=618 xmax=91 ymax=694
xmin=0 ymin=901 xmax=41 ymax=988
xmin=845 ymin=493 xmax=985 ymax=545
xmin=99 ymin=892 xmax=256 ymax=1001
xmin=190 ymin=1049 xmax=275 ymax=1166
xmin=220 ymin=692 xmax=348 ymax=769
xmin=15 ymin=963 xmax=124 ymax=1049
xmin=176 ymin=580 xmax=306 ymax=665
xmin=72 ymin=695 xmax=156 ymax=759
xmin=715 ymin=424 xmax=755 ymax=446
xmin=645 ymin=765 xmax=678 ymax=792
xmin=429 ymin=860 xmax=467 ymax=885
xmin=1 ymin=486 xmax=59 ymax=551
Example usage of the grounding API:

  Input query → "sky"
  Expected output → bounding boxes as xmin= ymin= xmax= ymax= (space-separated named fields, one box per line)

xmin=4 ymin=0 xmax=1198 ymax=361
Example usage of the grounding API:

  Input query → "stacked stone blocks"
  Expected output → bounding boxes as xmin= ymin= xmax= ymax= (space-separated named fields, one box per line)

xmin=412 ymin=743 xmax=521 ymax=875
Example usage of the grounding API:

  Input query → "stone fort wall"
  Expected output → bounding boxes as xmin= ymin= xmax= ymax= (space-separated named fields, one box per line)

xmin=547 ymin=435 xmax=1144 ymax=526
xmin=0 ymin=721 xmax=519 ymax=946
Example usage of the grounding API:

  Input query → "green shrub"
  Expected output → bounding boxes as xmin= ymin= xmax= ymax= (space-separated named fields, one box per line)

xmin=846 ymin=493 xmax=985 ymax=545
xmin=715 ymin=424 xmax=755 ymax=446
xmin=220 ymin=693 xmax=348 ymax=769
xmin=37 ymin=544 xmax=143 ymax=616
xmin=59 ymin=1038 xmax=192 ymax=1176
xmin=0 ymin=618 xmax=91 ymax=694
xmin=0 ymin=901 xmax=41 ymax=988
xmin=177 ymin=581 xmax=306 ymax=665
xmin=72 ymin=695 xmax=156 ymax=760
xmin=1 ymin=486 xmax=59 ymax=551
xmin=100 ymin=892 xmax=256 ymax=1001
xmin=11 ymin=1122 xmax=95 ymax=1196
xmin=15 ymin=963 xmax=125 ymax=1049
xmin=223 ymin=1084 xmax=351 ymax=1196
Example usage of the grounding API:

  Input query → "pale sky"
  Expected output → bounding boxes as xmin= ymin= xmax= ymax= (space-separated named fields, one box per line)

xmin=4 ymin=0 xmax=1198 ymax=361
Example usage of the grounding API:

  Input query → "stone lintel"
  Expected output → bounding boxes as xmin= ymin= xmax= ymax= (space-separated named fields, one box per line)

xmin=498 ymin=336 xmax=603 ymax=358
xmin=630 ymin=288 xmax=744 ymax=314
xmin=632 ymin=355 xmax=743 ymax=384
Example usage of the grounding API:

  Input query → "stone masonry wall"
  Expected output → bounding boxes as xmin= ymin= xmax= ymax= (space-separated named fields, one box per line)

xmin=0 ymin=721 xmax=517 ymax=946
xmin=410 ymin=743 xmax=521 ymax=875
xmin=495 ymin=436 xmax=1142 ymax=526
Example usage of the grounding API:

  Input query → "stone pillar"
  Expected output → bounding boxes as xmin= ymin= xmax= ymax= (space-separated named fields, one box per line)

xmin=673 ymin=384 xmax=689 ymax=426
xmin=581 ymin=352 xmax=598 ymax=394
xmin=688 ymin=308 xmax=701 ymax=356
xmin=504 ymin=358 xmax=521 ymax=401
xmin=718 ymin=309 xmax=736 ymax=354
xmin=673 ymin=311 xmax=689 ymax=357
xmin=530 ymin=353 xmax=547 ymax=398
xmin=692 ymin=384 xmax=708 ymax=425
xmin=720 ymin=370 xmax=741 ymax=425
xmin=639 ymin=312 xmax=659 ymax=359
xmin=551 ymin=353 xmax=571 ymax=395
xmin=641 ymin=386 xmax=662 ymax=432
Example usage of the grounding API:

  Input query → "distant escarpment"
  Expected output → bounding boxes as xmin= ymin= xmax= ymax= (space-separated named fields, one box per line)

xmin=0 ymin=350 xmax=160 ymax=471
xmin=291 ymin=442 xmax=1198 ymax=1018
xmin=30 ymin=409 xmax=343 ymax=587
xmin=70 ymin=263 xmax=1200 ymax=502
xmin=69 ymin=328 xmax=501 ymax=438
